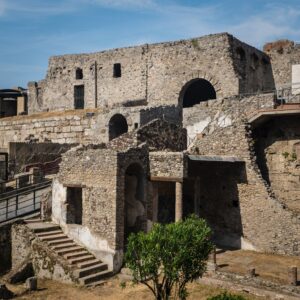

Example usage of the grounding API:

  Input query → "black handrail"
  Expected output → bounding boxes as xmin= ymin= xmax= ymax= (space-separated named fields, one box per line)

xmin=0 ymin=180 xmax=52 ymax=223
xmin=0 ymin=178 xmax=52 ymax=199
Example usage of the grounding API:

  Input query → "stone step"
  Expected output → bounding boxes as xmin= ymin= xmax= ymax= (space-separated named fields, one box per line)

xmin=68 ymin=254 xmax=95 ymax=265
xmin=77 ymin=259 xmax=103 ymax=269
xmin=32 ymin=225 xmax=61 ymax=233
xmin=57 ymin=246 xmax=84 ymax=256
xmin=64 ymin=251 xmax=90 ymax=260
xmin=25 ymin=218 xmax=42 ymax=223
xmin=74 ymin=263 xmax=108 ymax=278
xmin=48 ymin=238 xmax=73 ymax=246
xmin=85 ymin=280 xmax=107 ymax=288
xmin=36 ymin=230 xmax=63 ymax=237
xmin=79 ymin=270 xmax=113 ymax=285
xmin=51 ymin=243 xmax=77 ymax=251
xmin=39 ymin=234 xmax=68 ymax=242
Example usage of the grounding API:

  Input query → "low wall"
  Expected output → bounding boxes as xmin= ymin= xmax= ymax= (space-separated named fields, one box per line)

xmin=0 ymin=105 xmax=179 ymax=152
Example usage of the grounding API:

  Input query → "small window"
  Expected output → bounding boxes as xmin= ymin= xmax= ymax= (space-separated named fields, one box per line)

xmin=76 ymin=68 xmax=83 ymax=80
xmin=134 ymin=122 xmax=139 ymax=129
xmin=113 ymin=63 xmax=121 ymax=78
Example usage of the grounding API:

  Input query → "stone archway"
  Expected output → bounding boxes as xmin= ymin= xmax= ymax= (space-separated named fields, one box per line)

xmin=124 ymin=163 xmax=145 ymax=246
xmin=108 ymin=114 xmax=128 ymax=141
xmin=180 ymin=78 xmax=216 ymax=108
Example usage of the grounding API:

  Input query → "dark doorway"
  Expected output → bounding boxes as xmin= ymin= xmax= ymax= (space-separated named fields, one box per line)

xmin=66 ymin=187 xmax=83 ymax=225
xmin=124 ymin=163 xmax=145 ymax=246
xmin=74 ymin=85 xmax=84 ymax=109
xmin=109 ymin=114 xmax=128 ymax=141
xmin=157 ymin=181 xmax=175 ymax=224
xmin=181 ymin=79 xmax=216 ymax=108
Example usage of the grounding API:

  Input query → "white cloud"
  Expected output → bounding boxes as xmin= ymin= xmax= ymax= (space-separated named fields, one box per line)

xmin=0 ymin=0 xmax=6 ymax=15
xmin=87 ymin=0 xmax=156 ymax=9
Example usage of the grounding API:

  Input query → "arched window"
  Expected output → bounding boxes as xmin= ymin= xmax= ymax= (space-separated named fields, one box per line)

xmin=180 ymin=78 xmax=216 ymax=108
xmin=108 ymin=114 xmax=128 ymax=140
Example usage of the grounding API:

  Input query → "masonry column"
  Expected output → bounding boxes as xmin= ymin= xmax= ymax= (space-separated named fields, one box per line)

xmin=152 ymin=182 xmax=158 ymax=223
xmin=194 ymin=176 xmax=200 ymax=216
xmin=175 ymin=181 xmax=183 ymax=222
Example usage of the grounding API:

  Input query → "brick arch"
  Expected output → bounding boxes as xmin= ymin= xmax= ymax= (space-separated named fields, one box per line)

xmin=178 ymin=73 xmax=220 ymax=108
xmin=108 ymin=113 xmax=128 ymax=141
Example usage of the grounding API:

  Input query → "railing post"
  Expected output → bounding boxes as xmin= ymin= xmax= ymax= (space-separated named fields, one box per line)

xmin=33 ymin=189 xmax=36 ymax=210
xmin=6 ymin=198 xmax=8 ymax=220
xmin=16 ymin=194 xmax=18 ymax=217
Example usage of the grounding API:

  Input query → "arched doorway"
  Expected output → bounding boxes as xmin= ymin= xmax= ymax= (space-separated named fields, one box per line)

xmin=124 ymin=163 xmax=145 ymax=246
xmin=108 ymin=114 xmax=128 ymax=141
xmin=180 ymin=78 xmax=216 ymax=108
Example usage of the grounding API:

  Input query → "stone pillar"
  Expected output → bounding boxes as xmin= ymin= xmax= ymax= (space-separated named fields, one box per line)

xmin=194 ymin=177 xmax=200 ymax=216
xmin=152 ymin=183 xmax=158 ymax=223
xmin=175 ymin=181 xmax=183 ymax=222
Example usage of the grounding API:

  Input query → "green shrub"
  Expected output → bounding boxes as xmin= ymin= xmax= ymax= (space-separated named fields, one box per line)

xmin=125 ymin=215 xmax=214 ymax=300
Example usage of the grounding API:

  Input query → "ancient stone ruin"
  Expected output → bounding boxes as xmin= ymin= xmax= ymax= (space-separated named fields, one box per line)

xmin=0 ymin=32 xmax=299 ymax=286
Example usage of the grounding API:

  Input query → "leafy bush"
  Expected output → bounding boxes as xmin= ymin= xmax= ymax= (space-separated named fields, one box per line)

xmin=125 ymin=215 xmax=214 ymax=300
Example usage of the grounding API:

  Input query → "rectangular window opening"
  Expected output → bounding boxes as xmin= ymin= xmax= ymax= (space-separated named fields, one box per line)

xmin=66 ymin=187 xmax=83 ymax=225
xmin=113 ymin=63 xmax=121 ymax=78
xmin=74 ymin=85 xmax=84 ymax=109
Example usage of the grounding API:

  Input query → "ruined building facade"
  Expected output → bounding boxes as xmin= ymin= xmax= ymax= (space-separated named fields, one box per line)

xmin=0 ymin=33 xmax=300 ymax=283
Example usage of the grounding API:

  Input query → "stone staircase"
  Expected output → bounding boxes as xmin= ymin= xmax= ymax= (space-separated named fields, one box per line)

xmin=26 ymin=220 xmax=112 ymax=286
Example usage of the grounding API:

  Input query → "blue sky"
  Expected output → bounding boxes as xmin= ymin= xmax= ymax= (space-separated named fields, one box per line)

xmin=0 ymin=0 xmax=300 ymax=88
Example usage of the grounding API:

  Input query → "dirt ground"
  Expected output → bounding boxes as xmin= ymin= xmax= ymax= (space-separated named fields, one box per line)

xmin=2 ymin=249 xmax=300 ymax=299
xmin=3 ymin=277 xmax=261 ymax=300
xmin=217 ymin=249 xmax=300 ymax=285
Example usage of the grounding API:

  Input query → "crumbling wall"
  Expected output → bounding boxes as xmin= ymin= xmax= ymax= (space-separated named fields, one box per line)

xmin=264 ymin=40 xmax=300 ymax=89
xmin=183 ymin=93 xmax=275 ymax=141
xmin=0 ymin=105 xmax=179 ymax=152
xmin=253 ymin=116 xmax=300 ymax=212
xmin=28 ymin=33 xmax=272 ymax=113
xmin=11 ymin=224 xmax=76 ymax=284
xmin=230 ymin=36 xmax=275 ymax=94
xmin=190 ymin=120 xmax=300 ymax=255
xmin=137 ymin=119 xmax=187 ymax=151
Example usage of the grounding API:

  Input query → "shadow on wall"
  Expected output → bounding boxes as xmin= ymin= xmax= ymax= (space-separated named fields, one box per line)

xmin=187 ymin=160 xmax=247 ymax=249
xmin=253 ymin=116 xmax=300 ymax=209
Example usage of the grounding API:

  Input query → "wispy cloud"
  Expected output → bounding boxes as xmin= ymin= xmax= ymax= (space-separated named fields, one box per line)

xmin=227 ymin=4 xmax=300 ymax=46
xmin=86 ymin=0 xmax=156 ymax=9
xmin=0 ymin=0 xmax=77 ymax=16
xmin=0 ymin=0 xmax=6 ymax=15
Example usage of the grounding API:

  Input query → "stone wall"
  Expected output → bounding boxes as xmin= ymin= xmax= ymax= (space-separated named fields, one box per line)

xmin=190 ymin=119 xmax=300 ymax=255
xmin=149 ymin=152 xmax=185 ymax=179
xmin=0 ymin=105 xmax=179 ymax=152
xmin=11 ymin=223 xmax=76 ymax=284
xmin=253 ymin=116 xmax=300 ymax=212
xmin=53 ymin=145 xmax=149 ymax=270
xmin=28 ymin=33 xmax=273 ymax=113
xmin=264 ymin=40 xmax=300 ymax=89
xmin=183 ymin=93 xmax=275 ymax=142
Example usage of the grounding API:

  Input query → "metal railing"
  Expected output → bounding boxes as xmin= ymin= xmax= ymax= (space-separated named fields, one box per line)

xmin=0 ymin=173 xmax=49 ymax=195
xmin=0 ymin=179 xmax=52 ymax=223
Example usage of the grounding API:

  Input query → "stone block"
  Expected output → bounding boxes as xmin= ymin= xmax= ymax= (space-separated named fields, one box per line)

xmin=25 ymin=276 xmax=37 ymax=291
